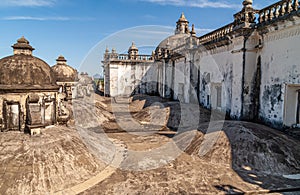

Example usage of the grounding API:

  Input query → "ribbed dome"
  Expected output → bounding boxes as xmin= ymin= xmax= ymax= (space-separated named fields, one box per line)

xmin=52 ymin=55 xmax=77 ymax=82
xmin=157 ymin=33 xmax=190 ymax=50
xmin=0 ymin=37 xmax=58 ymax=90
xmin=0 ymin=55 xmax=57 ymax=89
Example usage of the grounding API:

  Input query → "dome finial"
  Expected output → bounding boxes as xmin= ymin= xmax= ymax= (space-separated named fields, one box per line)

xmin=243 ymin=0 xmax=253 ymax=8
xmin=178 ymin=12 xmax=188 ymax=22
xmin=191 ymin=24 xmax=196 ymax=37
xmin=128 ymin=41 xmax=138 ymax=52
xmin=12 ymin=36 xmax=35 ymax=55
xmin=180 ymin=12 xmax=186 ymax=19
xmin=56 ymin=55 xmax=67 ymax=65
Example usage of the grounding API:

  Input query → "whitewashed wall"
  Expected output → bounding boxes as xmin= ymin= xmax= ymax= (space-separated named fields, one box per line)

xmin=259 ymin=19 xmax=300 ymax=128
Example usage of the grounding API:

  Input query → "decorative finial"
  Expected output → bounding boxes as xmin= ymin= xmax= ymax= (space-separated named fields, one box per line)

xmin=56 ymin=55 xmax=67 ymax=65
xmin=178 ymin=12 xmax=188 ymax=22
xmin=190 ymin=24 xmax=196 ymax=37
xmin=12 ymin=36 xmax=35 ymax=55
xmin=128 ymin=41 xmax=138 ymax=51
xmin=243 ymin=0 xmax=253 ymax=8
xmin=181 ymin=12 xmax=185 ymax=19
xmin=105 ymin=46 xmax=109 ymax=53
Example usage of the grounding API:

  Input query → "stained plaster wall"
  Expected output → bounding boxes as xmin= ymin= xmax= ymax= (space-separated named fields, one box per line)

xmin=194 ymin=16 xmax=300 ymax=128
xmin=259 ymin=18 xmax=300 ymax=128
xmin=107 ymin=61 xmax=157 ymax=97
xmin=197 ymin=38 xmax=244 ymax=118
xmin=104 ymin=64 xmax=110 ymax=96
xmin=172 ymin=58 xmax=191 ymax=103
xmin=103 ymin=14 xmax=300 ymax=129
xmin=0 ymin=92 xmax=57 ymax=131
xmin=240 ymin=32 xmax=261 ymax=121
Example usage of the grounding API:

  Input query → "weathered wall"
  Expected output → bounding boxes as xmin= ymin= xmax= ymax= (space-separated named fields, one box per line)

xmin=104 ymin=64 xmax=110 ymax=96
xmin=173 ymin=59 xmax=190 ymax=103
xmin=103 ymin=5 xmax=300 ymax=129
xmin=197 ymin=39 xmax=244 ymax=118
xmin=107 ymin=61 xmax=157 ymax=97
xmin=0 ymin=92 xmax=57 ymax=131
xmin=259 ymin=18 xmax=300 ymax=128
xmin=186 ymin=16 xmax=300 ymax=129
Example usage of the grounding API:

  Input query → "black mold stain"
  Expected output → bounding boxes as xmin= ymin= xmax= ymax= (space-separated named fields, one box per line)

xmin=262 ymin=84 xmax=282 ymax=111
xmin=251 ymin=56 xmax=262 ymax=121
xmin=224 ymin=64 xmax=233 ymax=116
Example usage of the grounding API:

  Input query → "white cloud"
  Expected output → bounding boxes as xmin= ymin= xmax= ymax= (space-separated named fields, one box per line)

xmin=143 ymin=14 xmax=157 ymax=20
xmin=2 ymin=16 xmax=70 ymax=21
xmin=131 ymin=25 xmax=214 ymax=37
xmin=139 ymin=0 xmax=241 ymax=9
xmin=1 ymin=0 xmax=56 ymax=7
xmin=2 ymin=16 xmax=96 ymax=21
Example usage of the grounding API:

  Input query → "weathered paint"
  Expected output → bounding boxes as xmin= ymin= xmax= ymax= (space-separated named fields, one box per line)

xmin=103 ymin=1 xmax=300 ymax=129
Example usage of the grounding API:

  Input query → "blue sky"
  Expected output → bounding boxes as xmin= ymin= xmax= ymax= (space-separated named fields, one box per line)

xmin=0 ymin=0 xmax=277 ymax=76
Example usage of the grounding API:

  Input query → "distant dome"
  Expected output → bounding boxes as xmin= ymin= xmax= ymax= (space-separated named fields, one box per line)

xmin=52 ymin=55 xmax=78 ymax=82
xmin=156 ymin=33 xmax=190 ymax=51
xmin=156 ymin=12 xmax=196 ymax=52
xmin=78 ymin=73 xmax=93 ymax=85
xmin=0 ymin=37 xmax=58 ymax=89
xmin=128 ymin=42 xmax=138 ymax=51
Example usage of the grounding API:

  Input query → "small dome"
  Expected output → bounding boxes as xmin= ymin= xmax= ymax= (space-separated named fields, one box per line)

xmin=52 ymin=55 xmax=77 ymax=82
xmin=0 ymin=55 xmax=57 ymax=87
xmin=78 ymin=72 xmax=93 ymax=85
xmin=128 ymin=42 xmax=138 ymax=52
xmin=0 ymin=37 xmax=57 ymax=89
